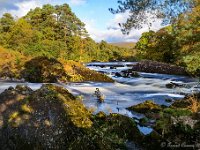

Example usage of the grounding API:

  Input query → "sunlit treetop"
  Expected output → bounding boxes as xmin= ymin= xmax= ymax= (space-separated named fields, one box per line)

xmin=109 ymin=0 xmax=197 ymax=34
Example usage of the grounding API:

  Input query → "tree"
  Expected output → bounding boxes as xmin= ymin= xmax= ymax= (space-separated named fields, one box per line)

xmin=0 ymin=13 xmax=15 ymax=33
xmin=174 ymin=0 xmax=200 ymax=55
xmin=83 ymin=37 xmax=99 ymax=61
xmin=136 ymin=29 xmax=179 ymax=63
xmin=174 ymin=1 xmax=200 ymax=75
xmin=5 ymin=19 xmax=34 ymax=51
xmin=0 ymin=13 xmax=15 ymax=46
xmin=183 ymin=53 xmax=200 ymax=76
xmin=0 ymin=3 xmax=133 ymax=63
xmin=110 ymin=0 xmax=196 ymax=34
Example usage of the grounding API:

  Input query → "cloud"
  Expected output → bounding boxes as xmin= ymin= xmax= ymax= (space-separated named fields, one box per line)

xmin=0 ymin=0 xmax=41 ymax=17
xmin=0 ymin=0 xmax=87 ymax=17
xmin=68 ymin=0 xmax=86 ymax=6
xmin=0 ymin=0 xmax=34 ymax=10
xmin=84 ymin=12 xmax=164 ymax=43
xmin=0 ymin=0 xmax=163 ymax=43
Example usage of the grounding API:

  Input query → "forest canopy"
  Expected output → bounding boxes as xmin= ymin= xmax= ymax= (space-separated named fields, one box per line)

xmin=0 ymin=4 xmax=134 ymax=62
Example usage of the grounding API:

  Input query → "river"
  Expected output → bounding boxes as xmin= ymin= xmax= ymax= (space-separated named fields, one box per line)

xmin=0 ymin=62 xmax=199 ymax=134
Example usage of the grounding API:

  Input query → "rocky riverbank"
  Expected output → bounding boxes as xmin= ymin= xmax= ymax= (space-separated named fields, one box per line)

xmin=0 ymin=83 xmax=199 ymax=149
xmin=132 ymin=60 xmax=188 ymax=76
xmin=0 ymin=84 xmax=143 ymax=149
xmin=0 ymin=56 xmax=114 ymax=83
xmin=128 ymin=93 xmax=200 ymax=149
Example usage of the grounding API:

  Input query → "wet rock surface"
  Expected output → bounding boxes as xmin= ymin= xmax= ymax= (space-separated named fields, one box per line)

xmin=166 ymin=82 xmax=184 ymax=89
xmin=115 ymin=69 xmax=140 ymax=78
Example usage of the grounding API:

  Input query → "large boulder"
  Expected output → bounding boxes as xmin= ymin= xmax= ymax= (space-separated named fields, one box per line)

xmin=73 ymin=65 xmax=114 ymax=82
xmin=0 ymin=84 xmax=144 ymax=149
xmin=21 ymin=57 xmax=70 ymax=83
xmin=127 ymin=100 xmax=162 ymax=114
xmin=132 ymin=60 xmax=188 ymax=75
xmin=91 ymin=113 xmax=143 ymax=149
xmin=0 ymin=84 xmax=93 ymax=149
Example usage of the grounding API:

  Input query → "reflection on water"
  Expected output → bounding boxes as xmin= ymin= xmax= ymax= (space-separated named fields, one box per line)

xmin=137 ymin=125 xmax=153 ymax=135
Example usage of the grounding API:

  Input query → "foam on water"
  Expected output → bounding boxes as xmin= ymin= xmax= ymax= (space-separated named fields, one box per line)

xmin=0 ymin=62 xmax=199 ymax=134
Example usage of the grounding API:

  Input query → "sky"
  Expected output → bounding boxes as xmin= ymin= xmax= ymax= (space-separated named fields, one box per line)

xmin=0 ymin=0 xmax=164 ymax=43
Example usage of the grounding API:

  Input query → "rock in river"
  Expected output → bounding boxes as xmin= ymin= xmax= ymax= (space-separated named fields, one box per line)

xmin=132 ymin=60 xmax=188 ymax=76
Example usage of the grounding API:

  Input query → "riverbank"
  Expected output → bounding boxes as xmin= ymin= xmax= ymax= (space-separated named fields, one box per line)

xmin=0 ymin=56 xmax=114 ymax=83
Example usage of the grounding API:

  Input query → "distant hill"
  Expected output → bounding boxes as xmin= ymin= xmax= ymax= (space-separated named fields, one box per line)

xmin=109 ymin=42 xmax=136 ymax=49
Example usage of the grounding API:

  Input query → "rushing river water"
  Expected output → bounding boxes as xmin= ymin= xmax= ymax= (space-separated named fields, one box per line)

xmin=0 ymin=62 xmax=199 ymax=135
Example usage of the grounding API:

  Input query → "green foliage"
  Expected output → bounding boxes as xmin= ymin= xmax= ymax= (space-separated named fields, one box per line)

xmin=135 ymin=1 xmax=200 ymax=76
xmin=110 ymin=0 xmax=194 ymax=34
xmin=183 ymin=53 xmax=200 ymax=75
xmin=174 ymin=1 xmax=200 ymax=75
xmin=0 ymin=4 xmax=133 ymax=63
xmin=136 ymin=29 xmax=179 ymax=63
xmin=0 ymin=13 xmax=15 ymax=33
xmin=163 ymin=108 xmax=192 ymax=117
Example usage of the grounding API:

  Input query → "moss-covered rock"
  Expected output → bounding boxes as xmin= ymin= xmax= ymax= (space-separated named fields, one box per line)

xmin=73 ymin=65 xmax=114 ymax=82
xmin=0 ymin=84 xmax=93 ymax=149
xmin=21 ymin=57 xmax=70 ymax=83
xmin=154 ymin=115 xmax=200 ymax=146
xmin=90 ymin=113 xmax=143 ymax=149
xmin=60 ymin=59 xmax=114 ymax=83
xmin=142 ymin=131 xmax=163 ymax=149
xmin=152 ymin=96 xmax=200 ymax=147
xmin=163 ymin=108 xmax=192 ymax=117
xmin=171 ymin=94 xmax=200 ymax=113
xmin=0 ymin=84 xmax=144 ymax=149
xmin=126 ymin=94 xmax=200 ymax=149
xmin=127 ymin=100 xmax=162 ymax=114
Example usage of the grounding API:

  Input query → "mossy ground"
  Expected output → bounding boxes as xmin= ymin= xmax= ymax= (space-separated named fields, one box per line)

xmin=127 ymin=96 xmax=200 ymax=148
